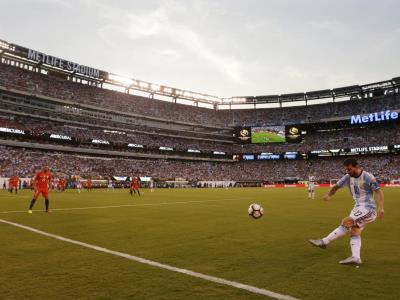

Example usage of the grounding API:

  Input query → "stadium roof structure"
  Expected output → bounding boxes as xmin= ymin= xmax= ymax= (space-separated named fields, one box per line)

xmin=0 ymin=38 xmax=399 ymax=110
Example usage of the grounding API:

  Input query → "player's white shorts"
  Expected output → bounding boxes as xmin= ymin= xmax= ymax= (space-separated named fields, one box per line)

xmin=349 ymin=206 xmax=377 ymax=228
xmin=308 ymin=184 xmax=315 ymax=192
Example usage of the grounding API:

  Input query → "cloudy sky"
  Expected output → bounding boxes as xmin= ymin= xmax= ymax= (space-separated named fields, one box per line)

xmin=1 ymin=0 xmax=399 ymax=98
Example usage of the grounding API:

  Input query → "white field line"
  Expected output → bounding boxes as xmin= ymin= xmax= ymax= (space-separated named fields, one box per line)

xmin=0 ymin=198 xmax=250 ymax=214
xmin=0 ymin=218 xmax=299 ymax=300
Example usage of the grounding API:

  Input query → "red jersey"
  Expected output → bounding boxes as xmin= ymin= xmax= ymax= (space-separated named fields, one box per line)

xmin=58 ymin=179 xmax=66 ymax=188
xmin=131 ymin=178 xmax=140 ymax=189
xmin=9 ymin=176 xmax=19 ymax=187
xmin=35 ymin=171 xmax=52 ymax=191
xmin=87 ymin=179 xmax=92 ymax=188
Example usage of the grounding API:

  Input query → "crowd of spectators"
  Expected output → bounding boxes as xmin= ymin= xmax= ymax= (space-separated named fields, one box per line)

xmin=1 ymin=63 xmax=400 ymax=128
xmin=0 ymin=114 xmax=232 ymax=153
xmin=0 ymin=63 xmax=223 ymax=126
xmin=1 ymin=114 xmax=399 ymax=155
xmin=220 ymin=96 xmax=400 ymax=126
xmin=1 ymin=146 xmax=398 ymax=182
xmin=1 ymin=62 xmax=400 ymax=183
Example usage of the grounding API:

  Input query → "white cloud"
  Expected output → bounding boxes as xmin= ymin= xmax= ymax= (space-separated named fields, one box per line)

xmin=155 ymin=48 xmax=181 ymax=60
xmin=284 ymin=66 xmax=307 ymax=80
xmin=309 ymin=20 xmax=348 ymax=35
xmin=31 ymin=0 xmax=72 ymax=7
xmin=92 ymin=0 xmax=244 ymax=83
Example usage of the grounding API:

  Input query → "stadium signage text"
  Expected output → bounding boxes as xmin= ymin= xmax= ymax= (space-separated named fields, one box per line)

xmin=350 ymin=146 xmax=388 ymax=153
xmin=0 ymin=127 xmax=25 ymax=134
xmin=159 ymin=146 xmax=173 ymax=151
xmin=27 ymin=49 xmax=100 ymax=78
xmin=188 ymin=149 xmax=201 ymax=153
xmin=350 ymin=110 xmax=398 ymax=124
xmin=50 ymin=134 xmax=72 ymax=140
xmin=92 ymin=139 xmax=110 ymax=144
xmin=128 ymin=143 xmax=144 ymax=148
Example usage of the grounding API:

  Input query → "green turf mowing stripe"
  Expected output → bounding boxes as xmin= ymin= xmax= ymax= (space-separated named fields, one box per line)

xmin=0 ymin=218 xmax=299 ymax=300
xmin=0 ymin=197 xmax=250 ymax=214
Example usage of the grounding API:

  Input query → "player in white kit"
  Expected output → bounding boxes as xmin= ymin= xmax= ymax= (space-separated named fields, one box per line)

xmin=309 ymin=158 xmax=384 ymax=265
xmin=107 ymin=180 xmax=114 ymax=191
xmin=76 ymin=180 xmax=82 ymax=193
xmin=308 ymin=175 xmax=316 ymax=200
xmin=149 ymin=179 xmax=154 ymax=192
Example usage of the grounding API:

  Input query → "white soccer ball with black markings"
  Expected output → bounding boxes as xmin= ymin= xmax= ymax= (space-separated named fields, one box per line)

xmin=248 ymin=203 xmax=264 ymax=219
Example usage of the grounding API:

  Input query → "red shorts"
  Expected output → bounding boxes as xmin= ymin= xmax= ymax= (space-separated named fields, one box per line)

xmin=10 ymin=184 xmax=18 ymax=189
xmin=34 ymin=189 xmax=49 ymax=199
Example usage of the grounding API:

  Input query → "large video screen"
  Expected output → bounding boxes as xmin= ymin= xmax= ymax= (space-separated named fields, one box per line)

xmin=251 ymin=126 xmax=286 ymax=143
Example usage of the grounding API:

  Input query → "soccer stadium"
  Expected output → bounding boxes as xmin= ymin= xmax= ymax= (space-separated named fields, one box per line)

xmin=1 ymin=2 xmax=400 ymax=300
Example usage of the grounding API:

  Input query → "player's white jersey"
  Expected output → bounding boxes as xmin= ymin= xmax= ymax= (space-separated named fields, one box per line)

xmin=308 ymin=176 xmax=316 ymax=190
xmin=336 ymin=170 xmax=379 ymax=209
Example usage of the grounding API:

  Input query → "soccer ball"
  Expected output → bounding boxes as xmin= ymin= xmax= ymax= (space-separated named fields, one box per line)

xmin=248 ymin=203 xmax=264 ymax=219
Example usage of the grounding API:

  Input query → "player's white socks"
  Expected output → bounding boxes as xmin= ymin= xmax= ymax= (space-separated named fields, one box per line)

xmin=350 ymin=235 xmax=361 ymax=259
xmin=322 ymin=225 xmax=349 ymax=245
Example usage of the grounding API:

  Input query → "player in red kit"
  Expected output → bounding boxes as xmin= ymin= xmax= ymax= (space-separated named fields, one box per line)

xmin=87 ymin=178 xmax=92 ymax=191
xmin=61 ymin=178 xmax=66 ymax=191
xmin=29 ymin=177 xmax=35 ymax=190
xmin=130 ymin=176 xmax=141 ymax=197
xmin=28 ymin=167 xmax=52 ymax=213
xmin=8 ymin=175 xmax=19 ymax=194
xmin=58 ymin=178 xmax=66 ymax=192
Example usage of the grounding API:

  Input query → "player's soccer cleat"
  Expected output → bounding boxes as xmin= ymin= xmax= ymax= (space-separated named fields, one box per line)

xmin=339 ymin=256 xmax=362 ymax=265
xmin=308 ymin=239 xmax=327 ymax=249
xmin=28 ymin=210 xmax=33 ymax=214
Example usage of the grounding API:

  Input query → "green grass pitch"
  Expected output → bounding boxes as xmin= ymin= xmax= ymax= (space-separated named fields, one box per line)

xmin=251 ymin=131 xmax=286 ymax=143
xmin=0 ymin=187 xmax=399 ymax=300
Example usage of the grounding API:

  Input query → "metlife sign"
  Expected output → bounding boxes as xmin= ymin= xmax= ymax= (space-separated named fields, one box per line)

xmin=350 ymin=110 xmax=399 ymax=125
xmin=350 ymin=146 xmax=389 ymax=153
xmin=27 ymin=49 xmax=100 ymax=79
